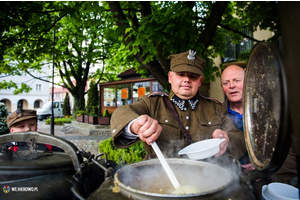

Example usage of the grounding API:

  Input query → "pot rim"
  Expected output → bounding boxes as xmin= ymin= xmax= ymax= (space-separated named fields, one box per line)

xmin=114 ymin=158 xmax=232 ymax=198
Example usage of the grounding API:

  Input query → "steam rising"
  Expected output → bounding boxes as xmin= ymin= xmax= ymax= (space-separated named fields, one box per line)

xmin=115 ymin=157 xmax=240 ymax=197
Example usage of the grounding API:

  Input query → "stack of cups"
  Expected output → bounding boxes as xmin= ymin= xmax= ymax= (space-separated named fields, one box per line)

xmin=261 ymin=182 xmax=299 ymax=200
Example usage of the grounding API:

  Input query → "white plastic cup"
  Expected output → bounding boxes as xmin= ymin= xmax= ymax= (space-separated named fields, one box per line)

xmin=261 ymin=182 xmax=299 ymax=200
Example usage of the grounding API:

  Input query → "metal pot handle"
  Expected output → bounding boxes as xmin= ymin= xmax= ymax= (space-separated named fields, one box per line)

xmin=223 ymin=154 xmax=242 ymax=175
xmin=0 ymin=131 xmax=83 ymax=172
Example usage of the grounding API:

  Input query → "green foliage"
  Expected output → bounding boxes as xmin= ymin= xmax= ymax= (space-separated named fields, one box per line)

xmin=0 ymin=81 xmax=32 ymax=95
xmin=86 ymin=81 xmax=99 ymax=116
xmin=0 ymin=103 xmax=8 ymax=121
xmin=12 ymin=83 xmax=32 ymax=95
xmin=89 ymin=106 xmax=98 ymax=117
xmin=237 ymin=49 xmax=252 ymax=63
xmin=234 ymin=1 xmax=281 ymax=42
xmin=0 ymin=1 xmax=280 ymax=97
xmin=63 ymin=93 xmax=71 ymax=117
xmin=45 ymin=117 xmax=72 ymax=125
xmin=0 ymin=102 xmax=9 ymax=135
xmin=99 ymin=138 xmax=146 ymax=165
xmin=0 ymin=1 xmax=115 ymax=109
xmin=76 ymin=110 xmax=85 ymax=117
xmin=75 ymin=98 xmax=86 ymax=114
xmin=102 ymin=109 xmax=110 ymax=117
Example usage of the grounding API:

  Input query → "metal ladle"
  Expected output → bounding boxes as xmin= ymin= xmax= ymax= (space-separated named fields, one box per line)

xmin=151 ymin=141 xmax=184 ymax=194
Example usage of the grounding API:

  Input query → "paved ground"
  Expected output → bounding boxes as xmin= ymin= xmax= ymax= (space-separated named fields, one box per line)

xmin=37 ymin=121 xmax=109 ymax=156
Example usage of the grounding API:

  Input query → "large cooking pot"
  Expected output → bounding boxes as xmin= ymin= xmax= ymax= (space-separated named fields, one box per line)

xmin=87 ymin=156 xmax=255 ymax=200
xmin=114 ymin=158 xmax=232 ymax=199
xmin=0 ymin=131 xmax=115 ymax=200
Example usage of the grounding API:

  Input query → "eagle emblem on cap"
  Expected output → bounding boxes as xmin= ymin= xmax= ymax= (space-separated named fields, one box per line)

xmin=187 ymin=50 xmax=196 ymax=61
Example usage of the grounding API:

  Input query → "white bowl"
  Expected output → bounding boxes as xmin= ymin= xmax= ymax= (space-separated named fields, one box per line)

xmin=178 ymin=138 xmax=226 ymax=160
xmin=261 ymin=182 xmax=299 ymax=200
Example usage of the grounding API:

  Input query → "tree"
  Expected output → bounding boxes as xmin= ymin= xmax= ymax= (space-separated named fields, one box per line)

xmin=0 ymin=1 xmax=119 ymax=113
xmin=0 ymin=102 xmax=10 ymax=135
xmin=86 ymin=81 xmax=99 ymax=116
xmin=104 ymin=1 xmax=280 ymax=87
xmin=63 ymin=92 xmax=71 ymax=117
xmin=0 ymin=1 xmax=281 ymax=99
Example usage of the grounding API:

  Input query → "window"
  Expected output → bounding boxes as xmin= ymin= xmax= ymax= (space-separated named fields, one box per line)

xmin=101 ymin=79 xmax=163 ymax=111
xmin=17 ymin=100 xmax=23 ymax=109
xmin=34 ymin=100 xmax=40 ymax=108
xmin=132 ymin=82 xmax=151 ymax=103
xmin=54 ymin=102 xmax=59 ymax=108
xmin=117 ymin=84 xmax=131 ymax=106
xmin=55 ymin=93 xmax=60 ymax=100
xmin=152 ymin=82 xmax=164 ymax=92
xmin=222 ymin=26 xmax=254 ymax=63
xmin=103 ymin=86 xmax=115 ymax=107
xmin=36 ymin=84 xmax=42 ymax=91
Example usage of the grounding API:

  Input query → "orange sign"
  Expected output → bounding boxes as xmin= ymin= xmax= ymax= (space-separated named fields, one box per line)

xmin=138 ymin=87 xmax=146 ymax=97
xmin=121 ymin=88 xmax=128 ymax=99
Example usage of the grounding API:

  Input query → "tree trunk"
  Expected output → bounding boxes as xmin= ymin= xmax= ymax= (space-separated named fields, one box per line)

xmin=199 ymin=1 xmax=229 ymax=51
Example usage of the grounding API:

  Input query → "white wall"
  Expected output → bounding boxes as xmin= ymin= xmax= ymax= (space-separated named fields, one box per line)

xmin=0 ymin=65 xmax=50 ymax=113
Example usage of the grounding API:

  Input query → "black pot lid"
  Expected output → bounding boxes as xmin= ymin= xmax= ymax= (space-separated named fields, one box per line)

xmin=243 ymin=42 xmax=290 ymax=172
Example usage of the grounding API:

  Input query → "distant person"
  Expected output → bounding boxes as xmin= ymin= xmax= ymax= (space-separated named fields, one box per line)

xmin=221 ymin=65 xmax=249 ymax=165
xmin=110 ymin=50 xmax=246 ymax=159
xmin=220 ymin=65 xmax=244 ymax=131
xmin=1 ymin=109 xmax=63 ymax=152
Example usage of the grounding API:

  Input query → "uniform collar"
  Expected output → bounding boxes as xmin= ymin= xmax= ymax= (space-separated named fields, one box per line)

xmin=169 ymin=90 xmax=199 ymax=111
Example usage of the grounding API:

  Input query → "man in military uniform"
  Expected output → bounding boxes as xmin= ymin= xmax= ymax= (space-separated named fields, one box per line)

xmin=110 ymin=50 xmax=246 ymax=159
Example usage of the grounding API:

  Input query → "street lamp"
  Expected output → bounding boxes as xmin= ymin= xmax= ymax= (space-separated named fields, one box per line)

xmin=50 ymin=16 xmax=55 ymax=135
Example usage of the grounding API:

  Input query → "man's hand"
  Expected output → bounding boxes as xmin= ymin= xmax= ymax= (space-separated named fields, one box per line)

xmin=212 ymin=129 xmax=229 ymax=157
xmin=130 ymin=115 xmax=162 ymax=145
xmin=241 ymin=163 xmax=255 ymax=173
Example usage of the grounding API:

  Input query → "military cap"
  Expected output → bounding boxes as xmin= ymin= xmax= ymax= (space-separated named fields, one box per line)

xmin=168 ymin=50 xmax=206 ymax=76
xmin=5 ymin=109 xmax=37 ymax=128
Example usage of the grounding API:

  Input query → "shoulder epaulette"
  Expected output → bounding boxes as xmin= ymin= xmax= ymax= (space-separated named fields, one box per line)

xmin=148 ymin=91 xmax=168 ymax=97
xmin=200 ymin=95 xmax=223 ymax=105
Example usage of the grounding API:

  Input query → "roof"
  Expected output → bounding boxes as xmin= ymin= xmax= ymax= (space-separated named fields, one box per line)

xmin=117 ymin=68 xmax=140 ymax=79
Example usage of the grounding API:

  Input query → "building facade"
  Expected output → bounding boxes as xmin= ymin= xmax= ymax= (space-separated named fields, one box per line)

xmin=0 ymin=65 xmax=50 ymax=113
